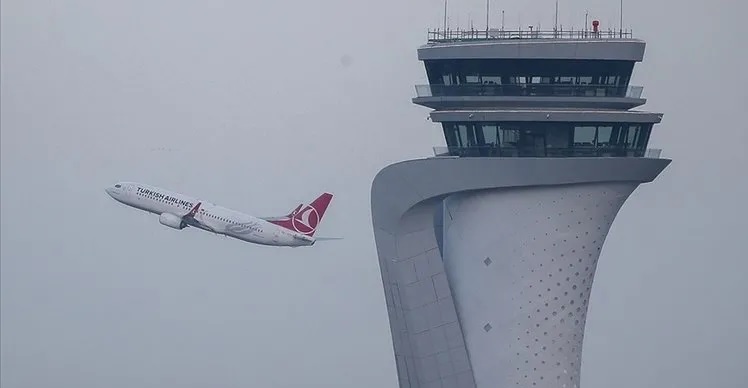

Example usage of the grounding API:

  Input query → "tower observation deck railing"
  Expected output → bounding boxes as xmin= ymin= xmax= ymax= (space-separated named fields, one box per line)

xmin=415 ymin=84 xmax=644 ymax=99
xmin=433 ymin=146 xmax=662 ymax=158
xmin=427 ymin=28 xmax=633 ymax=43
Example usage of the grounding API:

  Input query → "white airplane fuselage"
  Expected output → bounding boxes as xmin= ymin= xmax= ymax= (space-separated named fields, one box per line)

xmin=105 ymin=182 xmax=318 ymax=247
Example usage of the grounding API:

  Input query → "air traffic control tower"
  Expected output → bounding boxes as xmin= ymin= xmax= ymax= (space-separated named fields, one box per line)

xmin=370 ymin=25 xmax=671 ymax=388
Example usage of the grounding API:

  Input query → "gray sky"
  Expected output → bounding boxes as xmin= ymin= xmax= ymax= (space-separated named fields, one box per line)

xmin=1 ymin=0 xmax=746 ymax=387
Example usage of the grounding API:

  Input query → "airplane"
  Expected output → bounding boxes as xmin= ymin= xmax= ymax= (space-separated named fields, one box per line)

xmin=105 ymin=181 xmax=340 ymax=247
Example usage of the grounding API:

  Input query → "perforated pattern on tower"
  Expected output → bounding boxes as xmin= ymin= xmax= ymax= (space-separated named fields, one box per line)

xmin=441 ymin=182 xmax=636 ymax=388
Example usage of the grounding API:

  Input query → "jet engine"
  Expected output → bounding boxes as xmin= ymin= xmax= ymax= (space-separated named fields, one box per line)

xmin=159 ymin=212 xmax=186 ymax=230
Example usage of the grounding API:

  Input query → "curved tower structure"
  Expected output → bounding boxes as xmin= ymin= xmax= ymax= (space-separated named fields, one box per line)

xmin=371 ymin=27 xmax=671 ymax=388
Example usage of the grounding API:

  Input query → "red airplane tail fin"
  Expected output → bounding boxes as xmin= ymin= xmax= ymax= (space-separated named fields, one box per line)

xmin=267 ymin=193 xmax=333 ymax=236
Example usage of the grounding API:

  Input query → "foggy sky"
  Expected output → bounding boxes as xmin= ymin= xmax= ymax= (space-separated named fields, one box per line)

xmin=2 ymin=0 xmax=746 ymax=387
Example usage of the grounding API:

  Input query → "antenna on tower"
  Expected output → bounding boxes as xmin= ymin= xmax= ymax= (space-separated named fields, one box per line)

xmin=585 ymin=10 xmax=589 ymax=35
xmin=619 ymin=0 xmax=624 ymax=37
xmin=486 ymin=0 xmax=490 ymax=33
xmin=443 ymin=0 xmax=447 ymax=32
xmin=501 ymin=9 xmax=505 ymax=31
xmin=554 ymin=0 xmax=559 ymax=34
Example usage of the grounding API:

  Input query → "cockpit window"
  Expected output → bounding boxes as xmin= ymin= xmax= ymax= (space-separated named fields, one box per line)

xmin=114 ymin=184 xmax=122 ymax=188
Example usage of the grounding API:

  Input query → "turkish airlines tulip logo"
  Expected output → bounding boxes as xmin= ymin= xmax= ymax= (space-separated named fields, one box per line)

xmin=292 ymin=206 xmax=319 ymax=235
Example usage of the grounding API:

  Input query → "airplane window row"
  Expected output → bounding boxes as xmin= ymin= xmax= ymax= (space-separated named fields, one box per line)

xmin=134 ymin=192 xmax=244 ymax=225
xmin=200 ymin=210 xmax=229 ymax=223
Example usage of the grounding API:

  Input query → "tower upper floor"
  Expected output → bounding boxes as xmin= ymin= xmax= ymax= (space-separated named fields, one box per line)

xmin=413 ymin=28 xmax=649 ymax=110
xmin=412 ymin=26 xmax=665 ymax=159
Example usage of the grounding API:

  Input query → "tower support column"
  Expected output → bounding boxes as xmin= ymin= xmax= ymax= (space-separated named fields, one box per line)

xmin=442 ymin=182 xmax=638 ymax=387
xmin=371 ymin=157 xmax=669 ymax=388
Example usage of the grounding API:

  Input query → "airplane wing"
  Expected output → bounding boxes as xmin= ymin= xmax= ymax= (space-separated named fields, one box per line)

xmin=180 ymin=202 xmax=217 ymax=233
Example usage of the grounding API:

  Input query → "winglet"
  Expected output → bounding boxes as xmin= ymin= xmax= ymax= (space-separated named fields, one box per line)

xmin=186 ymin=202 xmax=201 ymax=218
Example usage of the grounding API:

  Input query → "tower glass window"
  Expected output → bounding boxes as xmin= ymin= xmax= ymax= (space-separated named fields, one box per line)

xmin=442 ymin=122 xmax=653 ymax=157
xmin=423 ymin=59 xmax=636 ymax=97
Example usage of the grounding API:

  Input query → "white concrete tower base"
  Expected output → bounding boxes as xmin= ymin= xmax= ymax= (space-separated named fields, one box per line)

xmin=442 ymin=182 xmax=637 ymax=388
xmin=370 ymin=157 xmax=670 ymax=388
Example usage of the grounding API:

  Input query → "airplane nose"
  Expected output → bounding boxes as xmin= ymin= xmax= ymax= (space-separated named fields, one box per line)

xmin=105 ymin=187 xmax=115 ymax=197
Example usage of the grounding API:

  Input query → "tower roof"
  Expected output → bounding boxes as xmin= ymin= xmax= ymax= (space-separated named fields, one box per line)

xmin=419 ymin=29 xmax=645 ymax=61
